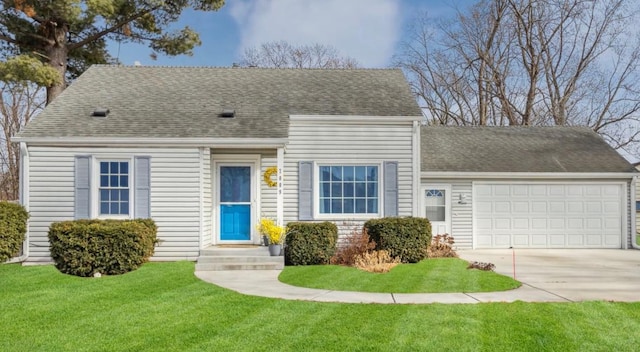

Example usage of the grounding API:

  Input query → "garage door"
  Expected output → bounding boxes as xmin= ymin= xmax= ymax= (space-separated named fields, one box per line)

xmin=475 ymin=183 xmax=624 ymax=248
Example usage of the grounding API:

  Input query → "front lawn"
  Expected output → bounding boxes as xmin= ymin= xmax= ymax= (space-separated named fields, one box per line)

xmin=2 ymin=262 xmax=639 ymax=351
xmin=279 ymin=258 xmax=520 ymax=293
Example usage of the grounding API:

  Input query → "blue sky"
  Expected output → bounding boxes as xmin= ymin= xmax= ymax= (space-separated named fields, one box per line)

xmin=107 ymin=0 xmax=469 ymax=68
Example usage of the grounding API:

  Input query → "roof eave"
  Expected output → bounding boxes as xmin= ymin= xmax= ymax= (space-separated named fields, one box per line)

xmin=421 ymin=171 xmax=637 ymax=179
xmin=13 ymin=137 xmax=289 ymax=149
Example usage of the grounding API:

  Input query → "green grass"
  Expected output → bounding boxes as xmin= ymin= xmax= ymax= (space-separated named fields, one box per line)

xmin=279 ymin=258 xmax=520 ymax=293
xmin=2 ymin=262 xmax=640 ymax=351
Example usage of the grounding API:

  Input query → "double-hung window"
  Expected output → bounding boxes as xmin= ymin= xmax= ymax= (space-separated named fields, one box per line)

xmin=318 ymin=165 xmax=379 ymax=215
xmin=99 ymin=161 xmax=130 ymax=216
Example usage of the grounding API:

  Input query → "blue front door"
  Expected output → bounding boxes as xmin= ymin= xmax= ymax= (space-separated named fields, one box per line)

xmin=219 ymin=166 xmax=252 ymax=241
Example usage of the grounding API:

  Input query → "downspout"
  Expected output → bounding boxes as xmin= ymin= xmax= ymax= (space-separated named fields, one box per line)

xmin=631 ymin=175 xmax=639 ymax=249
xmin=8 ymin=142 xmax=29 ymax=263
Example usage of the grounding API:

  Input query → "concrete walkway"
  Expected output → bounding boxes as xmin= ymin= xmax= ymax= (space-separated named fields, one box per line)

xmin=195 ymin=249 xmax=640 ymax=304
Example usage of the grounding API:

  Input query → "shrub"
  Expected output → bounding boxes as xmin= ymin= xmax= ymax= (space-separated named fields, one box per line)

xmin=467 ymin=261 xmax=495 ymax=271
xmin=285 ymin=222 xmax=337 ymax=265
xmin=364 ymin=217 xmax=432 ymax=263
xmin=427 ymin=234 xmax=458 ymax=258
xmin=48 ymin=219 xmax=157 ymax=277
xmin=330 ymin=227 xmax=376 ymax=266
xmin=354 ymin=250 xmax=401 ymax=273
xmin=0 ymin=202 xmax=29 ymax=263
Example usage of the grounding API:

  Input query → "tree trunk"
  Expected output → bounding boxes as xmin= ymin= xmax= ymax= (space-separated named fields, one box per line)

xmin=43 ymin=21 xmax=69 ymax=105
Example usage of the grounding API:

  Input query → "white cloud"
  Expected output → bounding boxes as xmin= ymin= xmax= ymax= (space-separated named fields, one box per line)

xmin=229 ymin=0 xmax=402 ymax=67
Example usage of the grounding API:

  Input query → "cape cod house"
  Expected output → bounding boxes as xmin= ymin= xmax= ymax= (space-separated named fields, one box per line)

xmin=13 ymin=65 xmax=638 ymax=263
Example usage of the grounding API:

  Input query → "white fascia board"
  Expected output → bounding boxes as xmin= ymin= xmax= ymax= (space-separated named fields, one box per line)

xmin=289 ymin=115 xmax=422 ymax=124
xmin=12 ymin=137 xmax=288 ymax=148
xmin=421 ymin=171 xmax=636 ymax=180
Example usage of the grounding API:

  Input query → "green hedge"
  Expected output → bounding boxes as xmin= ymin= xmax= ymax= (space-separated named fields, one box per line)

xmin=48 ymin=219 xmax=157 ymax=277
xmin=285 ymin=222 xmax=338 ymax=266
xmin=0 ymin=202 xmax=29 ymax=263
xmin=364 ymin=217 xmax=431 ymax=263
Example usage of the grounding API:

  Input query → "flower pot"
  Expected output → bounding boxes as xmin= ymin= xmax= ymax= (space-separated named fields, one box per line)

xmin=268 ymin=244 xmax=281 ymax=256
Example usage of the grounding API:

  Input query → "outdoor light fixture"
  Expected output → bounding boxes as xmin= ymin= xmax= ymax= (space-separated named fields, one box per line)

xmin=458 ymin=194 xmax=468 ymax=204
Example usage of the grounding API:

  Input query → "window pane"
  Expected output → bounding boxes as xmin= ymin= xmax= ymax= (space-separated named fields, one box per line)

xmin=100 ymin=202 xmax=110 ymax=215
xmin=331 ymin=199 xmax=342 ymax=213
xmin=331 ymin=166 xmax=342 ymax=181
xmin=355 ymin=183 xmax=366 ymax=197
xmin=220 ymin=166 xmax=251 ymax=202
xmin=355 ymin=166 xmax=366 ymax=182
xmin=111 ymin=189 xmax=120 ymax=201
xmin=320 ymin=199 xmax=330 ymax=213
xmin=120 ymin=175 xmax=129 ymax=187
xmin=343 ymin=166 xmax=354 ymax=181
xmin=120 ymin=162 xmax=129 ymax=174
xmin=110 ymin=175 xmax=119 ymax=187
xmin=110 ymin=162 xmax=119 ymax=174
xmin=367 ymin=199 xmax=378 ymax=213
xmin=121 ymin=202 xmax=129 ymax=215
xmin=100 ymin=162 xmax=109 ymax=174
xmin=100 ymin=175 xmax=109 ymax=187
xmin=367 ymin=166 xmax=378 ymax=181
xmin=320 ymin=182 xmax=330 ymax=197
xmin=331 ymin=183 xmax=342 ymax=197
xmin=110 ymin=203 xmax=119 ymax=215
xmin=355 ymin=199 xmax=366 ymax=213
xmin=100 ymin=189 xmax=109 ymax=202
xmin=426 ymin=206 xmax=445 ymax=221
xmin=319 ymin=166 xmax=330 ymax=182
xmin=367 ymin=183 xmax=377 ymax=197
xmin=344 ymin=182 xmax=354 ymax=197
xmin=121 ymin=190 xmax=129 ymax=201
xmin=343 ymin=199 xmax=354 ymax=213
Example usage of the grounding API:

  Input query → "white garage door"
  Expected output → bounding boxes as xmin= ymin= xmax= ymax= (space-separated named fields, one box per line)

xmin=475 ymin=183 xmax=624 ymax=248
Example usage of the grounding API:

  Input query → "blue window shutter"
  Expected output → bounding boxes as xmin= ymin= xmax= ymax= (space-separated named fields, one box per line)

xmin=298 ymin=161 xmax=313 ymax=220
xmin=74 ymin=156 xmax=91 ymax=219
xmin=384 ymin=161 xmax=398 ymax=217
xmin=134 ymin=156 xmax=151 ymax=218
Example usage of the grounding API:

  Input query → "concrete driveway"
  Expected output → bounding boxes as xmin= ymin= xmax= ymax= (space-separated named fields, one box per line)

xmin=458 ymin=249 xmax=640 ymax=302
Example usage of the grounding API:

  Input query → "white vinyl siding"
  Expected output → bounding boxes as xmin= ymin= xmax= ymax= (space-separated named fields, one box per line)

xmin=27 ymin=146 xmax=202 ymax=262
xmin=285 ymin=119 xmax=415 ymax=224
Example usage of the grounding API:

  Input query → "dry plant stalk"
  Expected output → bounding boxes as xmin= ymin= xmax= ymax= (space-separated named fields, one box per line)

xmin=467 ymin=261 xmax=495 ymax=271
xmin=427 ymin=234 xmax=458 ymax=258
xmin=330 ymin=227 xmax=376 ymax=266
xmin=354 ymin=250 xmax=401 ymax=273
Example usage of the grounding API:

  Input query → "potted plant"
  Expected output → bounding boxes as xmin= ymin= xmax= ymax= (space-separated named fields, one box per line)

xmin=257 ymin=218 xmax=286 ymax=256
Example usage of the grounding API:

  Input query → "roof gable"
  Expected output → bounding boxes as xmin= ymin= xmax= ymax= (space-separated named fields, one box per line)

xmin=19 ymin=65 xmax=422 ymax=139
xmin=421 ymin=126 xmax=635 ymax=173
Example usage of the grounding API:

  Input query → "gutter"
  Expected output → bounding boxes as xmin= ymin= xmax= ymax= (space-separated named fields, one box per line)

xmin=11 ymin=136 xmax=289 ymax=149
xmin=7 ymin=142 xmax=29 ymax=263
xmin=631 ymin=175 xmax=639 ymax=249
xmin=421 ymin=171 xmax=636 ymax=180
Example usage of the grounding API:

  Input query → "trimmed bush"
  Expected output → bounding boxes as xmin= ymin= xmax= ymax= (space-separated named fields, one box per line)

xmin=364 ymin=217 xmax=432 ymax=263
xmin=48 ymin=219 xmax=157 ymax=277
xmin=285 ymin=222 xmax=338 ymax=266
xmin=0 ymin=202 xmax=29 ymax=263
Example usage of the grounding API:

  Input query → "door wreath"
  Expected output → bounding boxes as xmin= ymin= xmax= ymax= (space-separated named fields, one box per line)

xmin=263 ymin=166 xmax=278 ymax=187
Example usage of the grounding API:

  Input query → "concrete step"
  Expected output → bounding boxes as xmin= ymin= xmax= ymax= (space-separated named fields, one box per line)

xmin=199 ymin=246 xmax=271 ymax=257
xmin=195 ymin=261 xmax=284 ymax=271
xmin=197 ymin=255 xmax=282 ymax=264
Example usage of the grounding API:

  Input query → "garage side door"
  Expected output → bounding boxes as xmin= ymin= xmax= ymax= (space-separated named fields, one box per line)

xmin=474 ymin=183 xmax=623 ymax=248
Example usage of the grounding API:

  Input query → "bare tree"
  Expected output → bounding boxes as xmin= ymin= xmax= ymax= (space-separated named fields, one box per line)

xmin=397 ymin=0 xmax=640 ymax=158
xmin=0 ymin=83 xmax=44 ymax=200
xmin=240 ymin=41 xmax=359 ymax=68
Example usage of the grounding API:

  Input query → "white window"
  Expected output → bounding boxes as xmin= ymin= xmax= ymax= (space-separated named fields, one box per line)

xmin=317 ymin=165 xmax=379 ymax=215
xmin=424 ymin=189 xmax=446 ymax=221
xmin=97 ymin=160 xmax=131 ymax=217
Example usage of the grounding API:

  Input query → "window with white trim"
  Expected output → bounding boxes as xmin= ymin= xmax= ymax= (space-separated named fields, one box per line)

xmin=424 ymin=189 xmax=446 ymax=221
xmin=318 ymin=165 xmax=378 ymax=214
xmin=98 ymin=161 xmax=130 ymax=215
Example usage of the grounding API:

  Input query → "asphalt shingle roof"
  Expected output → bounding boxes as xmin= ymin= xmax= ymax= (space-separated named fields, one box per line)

xmin=421 ymin=126 xmax=635 ymax=173
xmin=18 ymin=65 xmax=422 ymax=139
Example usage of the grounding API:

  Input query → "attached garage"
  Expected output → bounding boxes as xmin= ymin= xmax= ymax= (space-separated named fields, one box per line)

xmin=421 ymin=126 xmax=637 ymax=250
xmin=474 ymin=182 xmax=625 ymax=248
